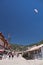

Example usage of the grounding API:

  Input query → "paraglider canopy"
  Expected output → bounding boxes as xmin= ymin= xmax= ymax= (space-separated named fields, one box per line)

xmin=34 ymin=9 xmax=38 ymax=14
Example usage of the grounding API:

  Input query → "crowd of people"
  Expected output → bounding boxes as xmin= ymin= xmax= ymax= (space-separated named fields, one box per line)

xmin=2 ymin=51 xmax=19 ymax=59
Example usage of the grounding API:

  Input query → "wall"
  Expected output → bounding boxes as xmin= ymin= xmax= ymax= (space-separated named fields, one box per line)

xmin=0 ymin=39 xmax=4 ymax=46
xmin=41 ymin=47 xmax=43 ymax=59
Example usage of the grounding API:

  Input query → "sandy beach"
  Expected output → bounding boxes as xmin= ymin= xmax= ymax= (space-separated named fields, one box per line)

xmin=0 ymin=55 xmax=43 ymax=65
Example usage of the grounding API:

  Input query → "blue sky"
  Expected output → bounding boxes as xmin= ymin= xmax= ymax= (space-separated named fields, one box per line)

xmin=0 ymin=0 xmax=43 ymax=45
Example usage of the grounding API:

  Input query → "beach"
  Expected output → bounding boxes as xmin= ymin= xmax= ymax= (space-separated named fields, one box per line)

xmin=0 ymin=55 xmax=43 ymax=65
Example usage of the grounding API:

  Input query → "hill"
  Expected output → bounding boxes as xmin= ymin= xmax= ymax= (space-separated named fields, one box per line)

xmin=11 ymin=40 xmax=43 ymax=51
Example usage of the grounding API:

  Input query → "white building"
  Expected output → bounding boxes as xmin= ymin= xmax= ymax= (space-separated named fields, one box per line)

xmin=23 ymin=44 xmax=43 ymax=60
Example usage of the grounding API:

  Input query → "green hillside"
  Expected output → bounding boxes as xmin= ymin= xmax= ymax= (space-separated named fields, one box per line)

xmin=11 ymin=40 xmax=43 ymax=51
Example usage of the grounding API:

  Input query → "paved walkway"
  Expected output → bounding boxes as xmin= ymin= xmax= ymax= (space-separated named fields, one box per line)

xmin=0 ymin=55 xmax=43 ymax=65
xmin=0 ymin=55 xmax=29 ymax=65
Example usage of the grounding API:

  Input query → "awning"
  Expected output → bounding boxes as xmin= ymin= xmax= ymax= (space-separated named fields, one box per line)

xmin=0 ymin=49 xmax=4 ymax=53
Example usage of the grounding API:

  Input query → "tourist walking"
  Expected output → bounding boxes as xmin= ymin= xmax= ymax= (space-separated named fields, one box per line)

xmin=12 ymin=51 xmax=14 ymax=59
xmin=8 ymin=52 xmax=11 ymax=59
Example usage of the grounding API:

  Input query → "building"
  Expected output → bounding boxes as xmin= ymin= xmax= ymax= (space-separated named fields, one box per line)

xmin=0 ymin=32 xmax=12 ymax=54
xmin=22 ymin=44 xmax=43 ymax=60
